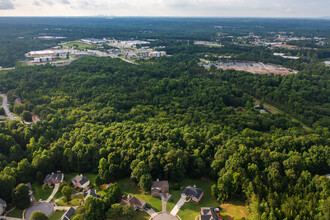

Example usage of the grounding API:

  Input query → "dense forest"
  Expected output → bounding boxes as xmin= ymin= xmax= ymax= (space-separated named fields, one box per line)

xmin=0 ymin=54 xmax=329 ymax=219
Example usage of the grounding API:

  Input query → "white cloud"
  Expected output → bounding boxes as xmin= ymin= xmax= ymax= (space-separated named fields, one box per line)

xmin=0 ymin=0 xmax=15 ymax=10
xmin=0 ymin=0 xmax=329 ymax=17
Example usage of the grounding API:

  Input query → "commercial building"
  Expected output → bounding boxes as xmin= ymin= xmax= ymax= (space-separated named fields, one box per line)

xmin=33 ymin=57 xmax=53 ymax=63
xmin=28 ymin=50 xmax=55 ymax=57
xmin=149 ymin=51 xmax=166 ymax=58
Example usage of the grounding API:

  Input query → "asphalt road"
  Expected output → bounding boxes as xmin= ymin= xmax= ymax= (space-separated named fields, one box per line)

xmin=0 ymin=94 xmax=16 ymax=120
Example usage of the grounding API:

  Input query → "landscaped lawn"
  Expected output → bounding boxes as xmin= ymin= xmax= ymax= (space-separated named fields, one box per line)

xmin=32 ymin=182 xmax=53 ymax=202
xmin=166 ymin=178 xmax=247 ymax=220
xmin=49 ymin=210 xmax=65 ymax=220
xmin=56 ymin=194 xmax=84 ymax=206
xmin=117 ymin=178 xmax=162 ymax=212
xmin=8 ymin=208 xmax=23 ymax=218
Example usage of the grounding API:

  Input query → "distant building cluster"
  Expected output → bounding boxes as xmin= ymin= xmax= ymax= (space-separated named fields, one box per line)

xmin=81 ymin=38 xmax=107 ymax=44
xmin=194 ymin=41 xmax=223 ymax=47
xmin=37 ymin=36 xmax=66 ymax=40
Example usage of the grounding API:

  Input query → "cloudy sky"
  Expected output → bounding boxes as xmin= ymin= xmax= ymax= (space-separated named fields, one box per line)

xmin=0 ymin=0 xmax=329 ymax=17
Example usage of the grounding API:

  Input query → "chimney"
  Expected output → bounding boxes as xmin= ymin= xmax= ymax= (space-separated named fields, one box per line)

xmin=193 ymin=185 xmax=196 ymax=188
xmin=157 ymin=179 xmax=159 ymax=182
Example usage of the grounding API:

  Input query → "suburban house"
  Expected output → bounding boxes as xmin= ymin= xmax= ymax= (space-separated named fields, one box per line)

xmin=181 ymin=185 xmax=204 ymax=203
xmin=72 ymin=175 xmax=90 ymax=189
xmin=84 ymin=189 xmax=100 ymax=200
xmin=120 ymin=195 xmax=146 ymax=211
xmin=60 ymin=207 xmax=76 ymax=220
xmin=151 ymin=179 xmax=169 ymax=197
xmin=200 ymin=207 xmax=222 ymax=220
xmin=44 ymin=172 xmax=64 ymax=186
xmin=0 ymin=198 xmax=6 ymax=215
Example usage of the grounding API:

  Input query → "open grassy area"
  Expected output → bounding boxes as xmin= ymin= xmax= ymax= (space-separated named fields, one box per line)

xmin=117 ymin=178 xmax=162 ymax=212
xmin=49 ymin=210 xmax=65 ymax=220
xmin=63 ymin=41 xmax=96 ymax=50
xmin=32 ymin=182 xmax=53 ymax=202
xmin=166 ymin=178 xmax=247 ymax=220
xmin=220 ymin=201 xmax=249 ymax=219
xmin=8 ymin=208 xmax=23 ymax=218
xmin=56 ymin=194 xmax=84 ymax=206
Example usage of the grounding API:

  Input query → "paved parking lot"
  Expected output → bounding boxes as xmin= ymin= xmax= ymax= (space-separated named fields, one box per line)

xmin=25 ymin=203 xmax=54 ymax=220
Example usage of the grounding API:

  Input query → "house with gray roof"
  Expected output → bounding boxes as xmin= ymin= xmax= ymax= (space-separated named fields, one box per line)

xmin=84 ymin=189 xmax=100 ymax=200
xmin=60 ymin=207 xmax=76 ymax=220
xmin=44 ymin=172 xmax=64 ymax=186
xmin=200 ymin=207 xmax=222 ymax=220
xmin=182 ymin=185 xmax=204 ymax=203
xmin=72 ymin=175 xmax=90 ymax=189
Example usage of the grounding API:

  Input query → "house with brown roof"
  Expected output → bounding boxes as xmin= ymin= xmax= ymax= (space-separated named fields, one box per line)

xmin=200 ymin=207 xmax=222 ymax=220
xmin=181 ymin=185 xmax=204 ymax=203
xmin=120 ymin=195 xmax=146 ymax=211
xmin=151 ymin=179 xmax=169 ymax=197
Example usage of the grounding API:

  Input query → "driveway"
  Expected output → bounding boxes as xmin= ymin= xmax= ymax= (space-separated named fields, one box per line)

xmin=25 ymin=203 xmax=54 ymax=220
xmin=45 ymin=184 xmax=59 ymax=203
xmin=145 ymin=208 xmax=157 ymax=218
xmin=170 ymin=196 xmax=186 ymax=216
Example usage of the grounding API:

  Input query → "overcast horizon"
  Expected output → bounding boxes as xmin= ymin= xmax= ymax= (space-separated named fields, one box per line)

xmin=0 ymin=0 xmax=330 ymax=17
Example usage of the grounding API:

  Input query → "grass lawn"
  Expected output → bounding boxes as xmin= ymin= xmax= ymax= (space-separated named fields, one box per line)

xmin=49 ymin=210 xmax=65 ymax=220
xmin=220 ymin=201 xmax=249 ymax=219
xmin=166 ymin=178 xmax=247 ymax=220
xmin=117 ymin=178 xmax=162 ymax=212
xmin=8 ymin=208 xmax=23 ymax=218
xmin=110 ymin=211 xmax=149 ymax=220
xmin=32 ymin=182 xmax=53 ymax=201
xmin=52 ymin=189 xmax=63 ymax=201
xmin=64 ymin=41 xmax=95 ymax=50
xmin=56 ymin=194 xmax=84 ymax=206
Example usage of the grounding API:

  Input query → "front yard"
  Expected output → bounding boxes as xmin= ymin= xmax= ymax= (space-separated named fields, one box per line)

xmin=56 ymin=194 xmax=84 ymax=206
xmin=117 ymin=178 xmax=162 ymax=212
xmin=166 ymin=178 xmax=248 ymax=220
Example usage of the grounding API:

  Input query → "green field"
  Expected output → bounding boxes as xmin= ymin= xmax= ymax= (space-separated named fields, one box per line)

xmin=49 ymin=210 xmax=65 ymax=220
xmin=63 ymin=41 xmax=96 ymax=50
xmin=56 ymin=194 xmax=84 ymax=206
xmin=117 ymin=178 xmax=162 ymax=212
xmin=32 ymin=182 xmax=53 ymax=201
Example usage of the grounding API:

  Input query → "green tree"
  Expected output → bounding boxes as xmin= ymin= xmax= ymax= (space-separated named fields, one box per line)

xmin=61 ymin=186 xmax=72 ymax=201
xmin=21 ymin=111 xmax=32 ymax=122
xmin=13 ymin=104 xmax=24 ymax=115
xmin=12 ymin=183 xmax=30 ymax=209
xmin=138 ymin=173 xmax=152 ymax=191
xmin=30 ymin=211 xmax=49 ymax=220
xmin=106 ymin=203 xmax=123 ymax=220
